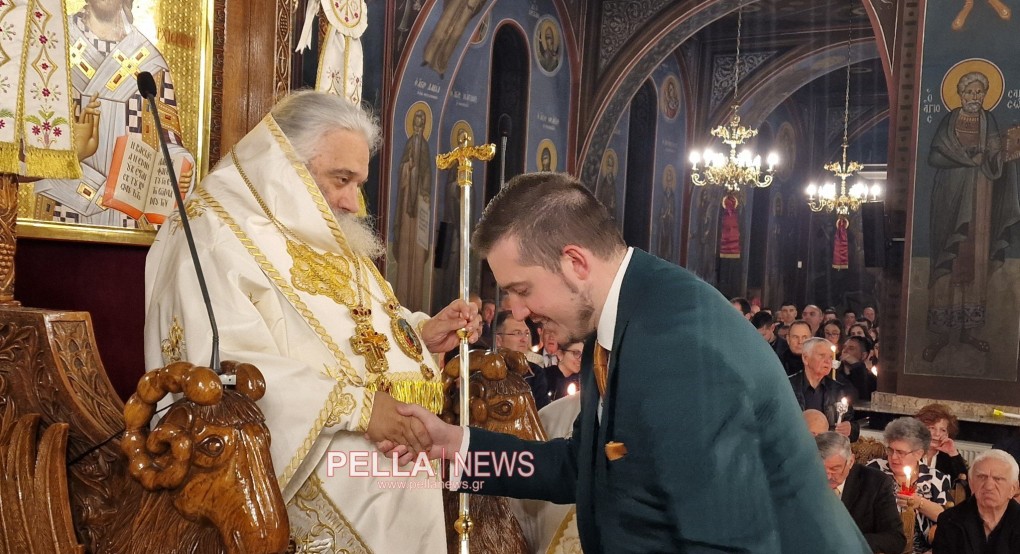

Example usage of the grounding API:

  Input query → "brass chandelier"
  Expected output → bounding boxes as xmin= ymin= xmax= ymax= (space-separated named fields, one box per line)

xmin=689 ymin=4 xmax=778 ymax=192
xmin=805 ymin=25 xmax=881 ymax=215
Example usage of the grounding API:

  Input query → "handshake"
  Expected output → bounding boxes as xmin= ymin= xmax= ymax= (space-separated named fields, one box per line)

xmin=365 ymin=390 xmax=464 ymax=465
xmin=360 ymin=296 xmax=482 ymax=463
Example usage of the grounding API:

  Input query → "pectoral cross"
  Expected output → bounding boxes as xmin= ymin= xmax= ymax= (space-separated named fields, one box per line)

xmin=349 ymin=307 xmax=389 ymax=374
xmin=106 ymin=47 xmax=151 ymax=92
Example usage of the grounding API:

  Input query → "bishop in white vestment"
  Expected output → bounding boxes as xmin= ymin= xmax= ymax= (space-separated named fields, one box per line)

xmin=145 ymin=92 xmax=477 ymax=552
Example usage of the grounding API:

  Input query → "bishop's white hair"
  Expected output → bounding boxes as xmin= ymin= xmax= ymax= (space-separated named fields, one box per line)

xmin=271 ymin=90 xmax=380 ymax=163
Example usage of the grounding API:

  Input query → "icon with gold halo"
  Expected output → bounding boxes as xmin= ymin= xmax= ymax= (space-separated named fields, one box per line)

xmin=450 ymin=120 xmax=474 ymax=148
xmin=537 ymin=139 xmax=557 ymax=171
xmin=405 ymin=101 xmax=433 ymax=140
xmin=940 ymin=58 xmax=1004 ymax=111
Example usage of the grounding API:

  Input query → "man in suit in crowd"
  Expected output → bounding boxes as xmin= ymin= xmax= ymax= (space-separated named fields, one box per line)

xmin=933 ymin=449 xmax=1020 ymax=553
xmin=781 ymin=320 xmax=812 ymax=376
xmin=386 ymin=172 xmax=869 ymax=552
xmin=802 ymin=304 xmax=825 ymax=334
xmin=779 ymin=301 xmax=799 ymax=326
xmin=753 ymin=310 xmax=788 ymax=358
xmin=493 ymin=310 xmax=550 ymax=409
xmin=790 ymin=337 xmax=861 ymax=441
xmin=817 ymin=432 xmax=906 ymax=554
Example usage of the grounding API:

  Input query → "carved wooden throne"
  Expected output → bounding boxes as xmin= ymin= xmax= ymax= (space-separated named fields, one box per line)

xmin=0 ymin=175 xmax=289 ymax=553
xmin=440 ymin=349 xmax=549 ymax=554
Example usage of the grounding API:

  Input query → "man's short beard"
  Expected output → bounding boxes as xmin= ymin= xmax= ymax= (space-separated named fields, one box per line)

xmin=335 ymin=211 xmax=385 ymax=259
xmin=560 ymin=274 xmax=596 ymax=343
xmin=963 ymin=100 xmax=983 ymax=113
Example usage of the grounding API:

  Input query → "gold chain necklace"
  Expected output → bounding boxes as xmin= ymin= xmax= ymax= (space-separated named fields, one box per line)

xmin=232 ymin=150 xmax=433 ymax=380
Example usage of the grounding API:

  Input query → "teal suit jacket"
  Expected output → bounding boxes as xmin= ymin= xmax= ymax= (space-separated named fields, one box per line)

xmin=468 ymin=250 xmax=869 ymax=552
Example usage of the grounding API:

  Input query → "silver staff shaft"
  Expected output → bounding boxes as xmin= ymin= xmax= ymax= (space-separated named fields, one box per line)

xmin=436 ymin=138 xmax=495 ymax=554
xmin=457 ymin=159 xmax=472 ymax=554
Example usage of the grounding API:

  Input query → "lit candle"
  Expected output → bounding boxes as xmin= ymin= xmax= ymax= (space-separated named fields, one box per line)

xmin=567 ymin=383 xmax=578 ymax=396
xmin=901 ymin=466 xmax=914 ymax=496
xmin=835 ymin=397 xmax=848 ymax=424
xmin=871 ymin=365 xmax=879 ymax=377
xmin=830 ymin=344 xmax=838 ymax=380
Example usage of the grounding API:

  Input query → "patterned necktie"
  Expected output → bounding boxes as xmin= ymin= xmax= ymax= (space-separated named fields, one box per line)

xmin=594 ymin=343 xmax=610 ymax=397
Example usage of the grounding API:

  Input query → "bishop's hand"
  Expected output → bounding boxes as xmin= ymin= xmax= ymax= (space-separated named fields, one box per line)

xmin=376 ymin=403 xmax=463 ymax=463
xmin=365 ymin=391 xmax=432 ymax=462
xmin=420 ymin=298 xmax=481 ymax=353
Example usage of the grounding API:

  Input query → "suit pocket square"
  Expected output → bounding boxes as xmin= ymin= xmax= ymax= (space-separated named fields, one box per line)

xmin=605 ymin=441 xmax=627 ymax=461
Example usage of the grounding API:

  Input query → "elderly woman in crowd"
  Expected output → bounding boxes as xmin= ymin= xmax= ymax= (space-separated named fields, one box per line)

xmin=916 ymin=403 xmax=969 ymax=491
xmin=932 ymin=449 xmax=1020 ymax=553
xmin=868 ymin=417 xmax=951 ymax=553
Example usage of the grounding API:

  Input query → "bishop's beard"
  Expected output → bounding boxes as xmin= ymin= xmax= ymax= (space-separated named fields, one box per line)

xmin=334 ymin=211 xmax=385 ymax=259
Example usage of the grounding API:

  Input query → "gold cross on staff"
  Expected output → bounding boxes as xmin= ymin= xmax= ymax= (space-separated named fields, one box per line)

xmin=436 ymin=137 xmax=495 ymax=187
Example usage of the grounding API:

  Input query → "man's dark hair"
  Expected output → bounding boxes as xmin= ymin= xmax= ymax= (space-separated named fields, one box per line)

xmin=823 ymin=307 xmax=838 ymax=317
xmin=473 ymin=172 xmax=625 ymax=272
xmin=494 ymin=310 xmax=514 ymax=333
xmin=843 ymin=309 xmax=856 ymax=317
xmin=780 ymin=300 xmax=797 ymax=310
xmin=525 ymin=318 xmax=542 ymax=348
xmin=750 ymin=311 xmax=774 ymax=330
xmin=845 ymin=335 xmax=874 ymax=353
xmin=730 ymin=297 xmax=751 ymax=315
xmin=788 ymin=320 xmax=812 ymax=334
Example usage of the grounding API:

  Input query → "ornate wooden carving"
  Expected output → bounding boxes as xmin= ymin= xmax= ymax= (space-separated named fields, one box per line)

xmin=275 ymin=0 xmax=297 ymax=100
xmin=0 ymin=406 xmax=85 ymax=554
xmin=210 ymin=0 xmax=226 ymax=165
xmin=122 ymin=360 xmax=289 ymax=554
xmin=0 ymin=307 xmax=289 ymax=553
xmin=441 ymin=349 xmax=545 ymax=553
xmin=0 ymin=174 xmax=18 ymax=306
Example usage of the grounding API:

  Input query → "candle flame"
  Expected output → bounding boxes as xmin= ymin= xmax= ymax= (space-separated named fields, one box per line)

xmin=871 ymin=365 xmax=879 ymax=376
xmin=567 ymin=383 xmax=578 ymax=395
xmin=904 ymin=466 xmax=912 ymax=480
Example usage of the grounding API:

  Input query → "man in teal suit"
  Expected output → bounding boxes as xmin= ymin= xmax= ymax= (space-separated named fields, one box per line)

xmin=390 ymin=172 xmax=870 ymax=552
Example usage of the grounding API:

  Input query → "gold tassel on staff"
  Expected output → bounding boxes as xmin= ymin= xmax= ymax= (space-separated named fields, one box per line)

xmin=436 ymin=135 xmax=494 ymax=554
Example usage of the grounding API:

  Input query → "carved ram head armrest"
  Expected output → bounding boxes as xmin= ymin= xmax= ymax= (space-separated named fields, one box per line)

xmin=122 ymin=361 xmax=290 ymax=554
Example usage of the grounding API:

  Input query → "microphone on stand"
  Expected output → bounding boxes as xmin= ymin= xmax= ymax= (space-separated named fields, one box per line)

xmin=137 ymin=72 xmax=224 ymax=378
xmin=497 ymin=114 xmax=512 ymax=190
xmin=492 ymin=114 xmax=512 ymax=349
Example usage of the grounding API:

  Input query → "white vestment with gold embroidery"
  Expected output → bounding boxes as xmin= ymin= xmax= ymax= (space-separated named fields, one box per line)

xmin=144 ymin=115 xmax=446 ymax=553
